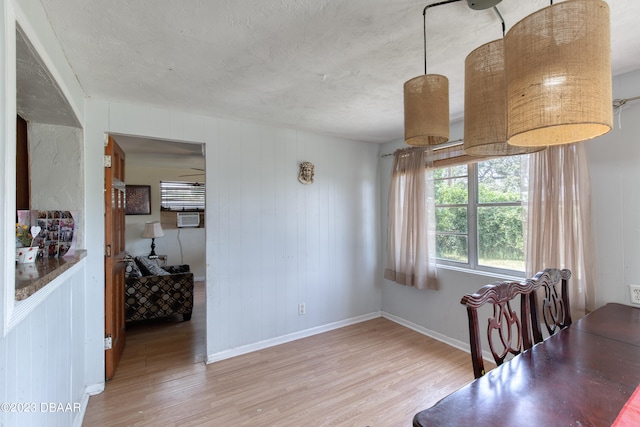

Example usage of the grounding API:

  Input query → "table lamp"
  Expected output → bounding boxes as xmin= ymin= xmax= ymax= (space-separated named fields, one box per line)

xmin=142 ymin=221 xmax=164 ymax=257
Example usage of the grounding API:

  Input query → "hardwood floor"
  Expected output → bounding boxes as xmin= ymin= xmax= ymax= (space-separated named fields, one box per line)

xmin=83 ymin=283 xmax=476 ymax=426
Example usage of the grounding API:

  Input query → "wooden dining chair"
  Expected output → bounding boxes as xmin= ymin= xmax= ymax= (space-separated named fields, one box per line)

xmin=460 ymin=279 xmax=537 ymax=379
xmin=529 ymin=268 xmax=573 ymax=344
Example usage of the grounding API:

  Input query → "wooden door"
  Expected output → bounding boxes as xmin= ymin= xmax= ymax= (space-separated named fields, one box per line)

xmin=105 ymin=136 xmax=127 ymax=380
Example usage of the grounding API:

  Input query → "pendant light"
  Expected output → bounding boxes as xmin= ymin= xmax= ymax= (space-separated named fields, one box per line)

xmin=404 ymin=75 xmax=449 ymax=146
xmin=404 ymin=2 xmax=454 ymax=146
xmin=464 ymin=8 xmax=545 ymax=156
xmin=505 ymin=0 xmax=612 ymax=147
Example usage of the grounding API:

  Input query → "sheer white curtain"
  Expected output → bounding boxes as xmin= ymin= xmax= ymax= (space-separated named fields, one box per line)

xmin=523 ymin=144 xmax=595 ymax=315
xmin=384 ymin=147 xmax=438 ymax=290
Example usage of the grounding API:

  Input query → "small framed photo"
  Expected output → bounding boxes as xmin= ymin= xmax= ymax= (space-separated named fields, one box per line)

xmin=125 ymin=185 xmax=151 ymax=215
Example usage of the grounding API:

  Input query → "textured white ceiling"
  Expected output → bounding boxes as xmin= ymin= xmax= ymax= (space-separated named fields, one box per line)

xmin=16 ymin=26 xmax=80 ymax=128
xmin=31 ymin=0 xmax=640 ymax=145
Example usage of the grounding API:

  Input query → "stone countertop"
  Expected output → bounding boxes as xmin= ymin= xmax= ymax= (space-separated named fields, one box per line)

xmin=15 ymin=250 xmax=87 ymax=301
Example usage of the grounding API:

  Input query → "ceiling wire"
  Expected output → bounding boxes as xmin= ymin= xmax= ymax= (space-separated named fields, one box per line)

xmin=423 ymin=0 xmax=463 ymax=74
xmin=493 ymin=5 xmax=505 ymax=36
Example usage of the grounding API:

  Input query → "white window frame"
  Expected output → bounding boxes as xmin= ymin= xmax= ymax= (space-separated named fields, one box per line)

xmin=435 ymin=162 xmax=525 ymax=278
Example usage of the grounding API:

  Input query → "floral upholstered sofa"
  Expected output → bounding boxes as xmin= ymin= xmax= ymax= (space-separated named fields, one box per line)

xmin=123 ymin=254 xmax=194 ymax=323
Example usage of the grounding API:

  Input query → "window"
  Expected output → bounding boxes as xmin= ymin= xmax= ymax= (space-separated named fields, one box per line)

xmin=434 ymin=156 xmax=525 ymax=275
xmin=160 ymin=181 xmax=205 ymax=211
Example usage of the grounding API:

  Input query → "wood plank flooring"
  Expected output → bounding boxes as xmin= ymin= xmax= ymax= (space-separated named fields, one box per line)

xmin=83 ymin=283 xmax=476 ymax=426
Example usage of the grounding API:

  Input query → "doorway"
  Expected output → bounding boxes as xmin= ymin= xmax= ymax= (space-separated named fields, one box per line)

xmin=104 ymin=134 xmax=207 ymax=378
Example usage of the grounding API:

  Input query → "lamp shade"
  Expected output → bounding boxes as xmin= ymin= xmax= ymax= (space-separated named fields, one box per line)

xmin=142 ymin=221 xmax=165 ymax=239
xmin=404 ymin=74 xmax=450 ymax=146
xmin=505 ymin=0 xmax=612 ymax=147
xmin=464 ymin=39 xmax=546 ymax=156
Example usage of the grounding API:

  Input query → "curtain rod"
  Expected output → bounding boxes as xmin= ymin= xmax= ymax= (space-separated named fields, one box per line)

xmin=613 ymin=95 xmax=640 ymax=109
xmin=381 ymin=138 xmax=464 ymax=157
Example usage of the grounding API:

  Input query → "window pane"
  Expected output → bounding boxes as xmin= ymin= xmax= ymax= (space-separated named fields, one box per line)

xmin=435 ymin=177 xmax=468 ymax=204
xmin=433 ymin=165 xmax=467 ymax=180
xmin=436 ymin=207 xmax=467 ymax=233
xmin=436 ymin=234 xmax=468 ymax=263
xmin=477 ymin=157 xmax=522 ymax=203
xmin=477 ymin=206 xmax=524 ymax=271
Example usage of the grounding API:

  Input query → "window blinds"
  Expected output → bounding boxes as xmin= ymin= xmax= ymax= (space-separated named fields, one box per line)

xmin=160 ymin=181 xmax=205 ymax=211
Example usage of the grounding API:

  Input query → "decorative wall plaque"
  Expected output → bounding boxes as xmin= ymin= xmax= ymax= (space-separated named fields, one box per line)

xmin=125 ymin=185 xmax=151 ymax=215
xmin=298 ymin=161 xmax=314 ymax=185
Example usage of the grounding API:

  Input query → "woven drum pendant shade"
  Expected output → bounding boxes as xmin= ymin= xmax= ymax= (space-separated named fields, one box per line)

xmin=505 ymin=0 xmax=612 ymax=147
xmin=464 ymin=39 xmax=545 ymax=156
xmin=404 ymin=74 xmax=450 ymax=146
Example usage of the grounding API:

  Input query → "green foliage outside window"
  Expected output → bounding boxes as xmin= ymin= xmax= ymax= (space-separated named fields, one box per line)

xmin=435 ymin=172 xmax=468 ymax=262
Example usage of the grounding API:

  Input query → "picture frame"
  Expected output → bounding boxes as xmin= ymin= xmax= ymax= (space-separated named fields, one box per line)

xmin=125 ymin=185 xmax=151 ymax=215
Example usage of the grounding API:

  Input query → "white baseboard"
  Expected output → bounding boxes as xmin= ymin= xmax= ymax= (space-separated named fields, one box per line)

xmin=206 ymin=311 xmax=382 ymax=364
xmin=382 ymin=311 xmax=496 ymax=364
xmin=205 ymin=311 xmax=493 ymax=372
xmin=382 ymin=311 xmax=471 ymax=354
xmin=85 ymin=382 xmax=105 ymax=396
xmin=75 ymin=383 xmax=103 ymax=427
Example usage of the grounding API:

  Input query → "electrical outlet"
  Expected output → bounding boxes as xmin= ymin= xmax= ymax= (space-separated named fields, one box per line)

xmin=629 ymin=285 xmax=640 ymax=305
xmin=298 ymin=303 xmax=306 ymax=315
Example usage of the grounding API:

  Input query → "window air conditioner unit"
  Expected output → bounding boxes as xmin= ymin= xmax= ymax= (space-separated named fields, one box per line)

xmin=177 ymin=212 xmax=200 ymax=228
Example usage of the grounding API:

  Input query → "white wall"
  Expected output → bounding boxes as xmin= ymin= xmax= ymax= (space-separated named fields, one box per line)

xmin=2 ymin=265 xmax=88 ymax=427
xmin=206 ymin=122 xmax=380 ymax=359
xmin=586 ymin=68 xmax=640 ymax=308
xmin=124 ymin=164 xmax=206 ymax=279
xmin=29 ymin=123 xmax=84 ymax=246
xmin=83 ymin=100 xmax=382 ymax=363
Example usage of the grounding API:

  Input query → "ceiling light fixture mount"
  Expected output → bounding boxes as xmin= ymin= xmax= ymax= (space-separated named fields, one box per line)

xmin=466 ymin=0 xmax=502 ymax=11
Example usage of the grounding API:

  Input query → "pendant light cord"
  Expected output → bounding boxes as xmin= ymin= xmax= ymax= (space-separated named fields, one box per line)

xmin=421 ymin=1 xmax=507 ymax=74
xmin=493 ymin=6 xmax=505 ymax=36
xmin=423 ymin=0 xmax=463 ymax=74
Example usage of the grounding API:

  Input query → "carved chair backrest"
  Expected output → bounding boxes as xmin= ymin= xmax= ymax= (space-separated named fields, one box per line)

xmin=460 ymin=280 xmax=537 ymax=379
xmin=529 ymin=268 xmax=572 ymax=344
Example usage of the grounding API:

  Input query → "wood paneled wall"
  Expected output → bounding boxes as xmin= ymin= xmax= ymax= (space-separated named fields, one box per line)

xmin=1 ymin=264 xmax=87 ymax=427
xmin=205 ymin=121 xmax=381 ymax=358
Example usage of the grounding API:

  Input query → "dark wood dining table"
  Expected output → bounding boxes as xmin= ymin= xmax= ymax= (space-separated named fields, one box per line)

xmin=413 ymin=303 xmax=640 ymax=427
